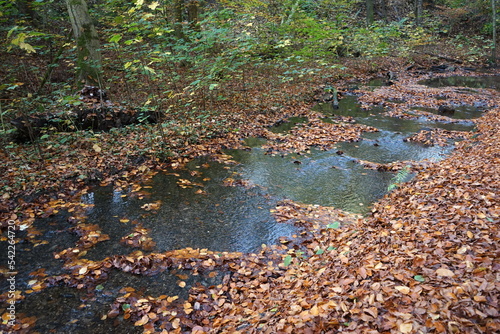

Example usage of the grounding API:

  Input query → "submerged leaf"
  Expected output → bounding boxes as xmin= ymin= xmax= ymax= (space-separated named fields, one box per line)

xmin=327 ymin=221 xmax=340 ymax=229
xmin=283 ymin=255 xmax=292 ymax=266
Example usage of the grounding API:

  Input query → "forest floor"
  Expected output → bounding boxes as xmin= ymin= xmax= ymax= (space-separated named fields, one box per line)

xmin=0 ymin=56 xmax=499 ymax=333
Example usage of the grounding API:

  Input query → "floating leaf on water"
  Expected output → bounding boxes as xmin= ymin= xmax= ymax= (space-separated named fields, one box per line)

xmin=283 ymin=255 xmax=292 ymax=266
xmin=413 ymin=275 xmax=425 ymax=282
xmin=327 ymin=221 xmax=340 ymax=229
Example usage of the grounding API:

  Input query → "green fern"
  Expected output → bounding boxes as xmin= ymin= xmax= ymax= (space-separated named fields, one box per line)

xmin=387 ymin=166 xmax=411 ymax=191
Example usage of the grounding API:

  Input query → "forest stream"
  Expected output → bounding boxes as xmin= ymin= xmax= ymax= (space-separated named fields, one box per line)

xmin=1 ymin=74 xmax=499 ymax=333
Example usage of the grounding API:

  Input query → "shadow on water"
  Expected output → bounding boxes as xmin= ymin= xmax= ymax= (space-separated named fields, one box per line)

xmin=418 ymin=75 xmax=500 ymax=90
xmin=270 ymin=116 xmax=308 ymax=133
xmin=228 ymin=147 xmax=394 ymax=214
xmin=14 ymin=286 xmax=142 ymax=334
xmin=82 ymin=158 xmax=296 ymax=260
xmin=413 ymin=105 xmax=485 ymax=120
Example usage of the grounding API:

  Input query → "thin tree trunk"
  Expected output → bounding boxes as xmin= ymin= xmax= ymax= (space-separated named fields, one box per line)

xmin=65 ymin=0 xmax=103 ymax=86
xmin=415 ymin=0 xmax=423 ymax=26
xmin=16 ymin=0 xmax=41 ymax=26
xmin=187 ymin=0 xmax=200 ymax=32
xmin=174 ymin=0 xmax=184 ymax=40
xmin=380 ymin=0 xmax=388 ymax=23
xmin=366 ymin=0 xmax=374 ymax=25
xmin=492 ymin=0 xmax=497 ymax=66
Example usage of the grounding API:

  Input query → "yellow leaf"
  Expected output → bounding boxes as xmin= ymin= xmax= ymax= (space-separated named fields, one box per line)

xmin=310 ymin=304 xmax=320 ymax=316
xmin=93 ymin=144 xmax=102 ymax=153
xmin=148 ymin=1 xmax=159 ymax=10
xmin=134 ymin=314 xmax=149 ymax=326
xmin=436 ymin=268 xmax=455 ymax=277
xmin=79 ymin=266 xmax=88 ymax=275
xmin=178 ymin=281 xmax=186 ymax=288
xmin=399 ymin=323 xmax=413 ymax=333
xmin=467 ymin=231 xmax=474 ymax=238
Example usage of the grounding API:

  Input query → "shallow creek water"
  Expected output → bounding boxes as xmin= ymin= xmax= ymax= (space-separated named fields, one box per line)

xmin=2 ymin=75 xmax=497 ymax=333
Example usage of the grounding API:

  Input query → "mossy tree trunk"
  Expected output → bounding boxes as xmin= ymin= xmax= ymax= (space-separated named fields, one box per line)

xmin=65 ymin=0 xmax=103 ymax=86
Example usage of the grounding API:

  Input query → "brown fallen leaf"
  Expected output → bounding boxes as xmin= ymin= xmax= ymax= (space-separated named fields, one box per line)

xmin=134 ymin=314 xmax=149 ymax=326
xmin=435 ymin=268 xmax=455 ymax=277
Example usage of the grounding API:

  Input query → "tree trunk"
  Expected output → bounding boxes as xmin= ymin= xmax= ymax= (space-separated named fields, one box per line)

xmin=492 ymin=0 xmax=497 ymax=66
xmin=380 ymin=0 xmax=388 ymax=23
xmin=415 ymin=0 xmax=423 ymax=26
xmin=187 ymin=0 xmax=200 ymax=32
xmin=174 ymin=0 xmax=184 ymax=40
xmin=366 ymin=0 xmax=374 ymax=25
xmin=65 ymin=0 xmax=103 ymax=86
xmin=16 ymin=0 xmax=41 ymax=26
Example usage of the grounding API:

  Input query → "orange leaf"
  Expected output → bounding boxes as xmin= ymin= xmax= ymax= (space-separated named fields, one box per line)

xmin=134 ymin=314 xmax=149 ymax=326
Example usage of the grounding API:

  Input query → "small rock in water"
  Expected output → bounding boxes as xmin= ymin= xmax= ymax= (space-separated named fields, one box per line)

xmin=438 ymin=105 xmax=455 ymax=115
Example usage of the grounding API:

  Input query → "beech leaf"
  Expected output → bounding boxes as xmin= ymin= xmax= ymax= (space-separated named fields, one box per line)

xmin=399 ymin=323 xmax=413 ymax=333
xmin=436 ymin=268 xmax=455 ymax=277
xmin=134 ymin=314 xmax=149 ymax=326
